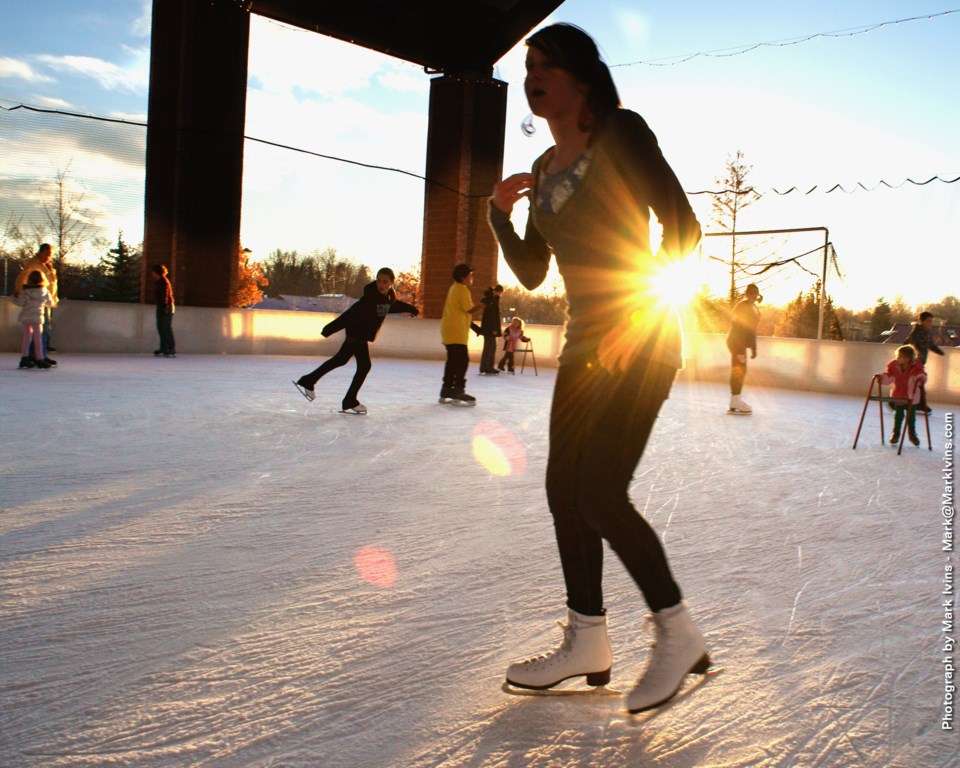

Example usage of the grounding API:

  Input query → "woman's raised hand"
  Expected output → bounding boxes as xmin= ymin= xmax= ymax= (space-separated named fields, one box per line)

xmin=492 ymin=173 xmax=535 ymax=213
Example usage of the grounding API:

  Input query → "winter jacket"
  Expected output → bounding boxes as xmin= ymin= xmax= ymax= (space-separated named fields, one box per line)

xmin=14 ymin=258 xmax=58 ymax=306
xmin=488 ymin=108 xmax=701 ymax=369
xmin=440 ymin=282 xmax=475 ymax=346
xmin=154 ymin=275 xmax=175 ymax=312
xmin=726 ymin=299 xmax=761 ymax=356
xmin=479 ymin=290 xmax=502 ymax=335
xmin=321 ymin=280 xmax=418 ymax=342
xmin=905 ymin=323 xmax=944 ymax=364
xmin=14 ymin=286 xmax=54 ymax=325
xmin=502 ymin=326 xmax=530 ymax=353
xmin=878 ymin=359 xmax=927 ymax=404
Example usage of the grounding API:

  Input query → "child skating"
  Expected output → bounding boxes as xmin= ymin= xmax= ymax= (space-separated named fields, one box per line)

xmin=498 ymin=318 xmax=530 ymax=373
xmin=439 ymin=263 xmax=484 ymax=405
xmin=293 ymin=267 xmax=418 ymax=414
xmin=877 ymin=344 xmax=927 ymax=446
xmin=14 ymin=270 xmax=54 ymax=370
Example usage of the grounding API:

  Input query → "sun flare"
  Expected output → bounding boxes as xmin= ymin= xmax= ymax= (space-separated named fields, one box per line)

xmin=648 ymin=255 xmax=703 ymax=309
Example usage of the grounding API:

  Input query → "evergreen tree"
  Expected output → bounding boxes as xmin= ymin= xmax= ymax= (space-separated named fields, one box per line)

xmin=98 ymin=232 xmax=141 ymax=303
xmin=870 ymin=297 xmax=893 ymax=337
xmin=773 ymin=283 xmax=839 ymax=339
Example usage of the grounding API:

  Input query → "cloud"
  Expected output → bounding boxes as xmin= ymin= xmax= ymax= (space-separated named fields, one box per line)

xmin=34 ymin=52 xmax=148 ymax=92
xmin=31 ymin=96 xmax=73 ymax=110
xmin=131 ymin=0 xmax=152 ymax=38
xmin=0 ymin=57 xmax=55 ymax=84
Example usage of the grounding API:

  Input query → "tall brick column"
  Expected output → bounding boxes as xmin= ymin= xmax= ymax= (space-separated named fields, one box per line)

xmin=420 ymin=74 xmax=508 ymax=319
xmin=142 ymin=0 xmax=249 ymax=308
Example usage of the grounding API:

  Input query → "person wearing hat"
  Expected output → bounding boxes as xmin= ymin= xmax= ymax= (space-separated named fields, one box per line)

xmin=726 ymin=283 xmax=762 ymax=414
xmin=479 ymin=284 xmax=505 ymax=374
xmin=439 ymin=263 xmax=484 ymax=404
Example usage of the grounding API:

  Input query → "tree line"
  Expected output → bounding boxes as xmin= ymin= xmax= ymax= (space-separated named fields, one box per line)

xmin=3 ymin=162 xmax=955 ymax=336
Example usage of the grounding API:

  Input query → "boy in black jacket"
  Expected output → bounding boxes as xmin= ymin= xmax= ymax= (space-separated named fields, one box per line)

xmin=294 ymin=267 xmax=418 ymax=414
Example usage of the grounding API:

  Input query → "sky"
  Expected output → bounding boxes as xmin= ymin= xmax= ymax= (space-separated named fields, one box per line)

xmin=0 ymin=0 xmax=958 ymax=311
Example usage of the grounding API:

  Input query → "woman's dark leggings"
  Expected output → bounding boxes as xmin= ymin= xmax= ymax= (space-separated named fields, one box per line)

xmin=729 ymin=352 xmax=746 ymax=395
xmin=545 ymin=354 xmax=682 ymax=616
xmin=301 ymin=338 xmax=371 ymax=409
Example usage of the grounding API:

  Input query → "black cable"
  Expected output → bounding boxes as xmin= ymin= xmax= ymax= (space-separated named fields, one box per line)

xmin=3 ymin=102 xmax=958 ymax=198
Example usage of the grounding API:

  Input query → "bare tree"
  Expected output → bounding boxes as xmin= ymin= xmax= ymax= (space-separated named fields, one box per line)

xmin=34 ymin=164 xmax=101 ymax=273
xmin=1 ymin=212 xmax=27 ymax=295
xmin=711 ymin=150 xmax=761 ymax=305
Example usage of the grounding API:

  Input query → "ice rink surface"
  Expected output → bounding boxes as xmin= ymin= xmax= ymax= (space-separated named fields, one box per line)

xmin=1 ymin=354 xmax=957 ymax=768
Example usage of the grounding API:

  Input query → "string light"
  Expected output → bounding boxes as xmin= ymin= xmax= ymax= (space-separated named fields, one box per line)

xmin=612 ymin=9 xmax=960 ymax=68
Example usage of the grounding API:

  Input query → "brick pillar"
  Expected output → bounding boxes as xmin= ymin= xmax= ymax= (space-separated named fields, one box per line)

xmin=420 ymin=74 xmax=507 ymax=319
xmin=142 ymin=0 xmax=249 ymax=308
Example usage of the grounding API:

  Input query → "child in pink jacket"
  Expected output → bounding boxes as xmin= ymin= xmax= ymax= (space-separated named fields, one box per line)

xmin=498 ymin=318 xmax=530 ymax=374
xmin=877 ymin=344 xmax=927 ymax=446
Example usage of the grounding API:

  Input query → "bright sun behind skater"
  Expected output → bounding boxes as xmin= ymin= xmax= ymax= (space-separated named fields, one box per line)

xmin=648 ymin=253 xmax=702 ymax=309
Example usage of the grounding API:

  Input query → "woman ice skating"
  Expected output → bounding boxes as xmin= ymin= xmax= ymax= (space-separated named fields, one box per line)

xmin=726 ymin=283 xmax=762 ymax=414
xmin=488 ymin=23 xmax=706 ymax=713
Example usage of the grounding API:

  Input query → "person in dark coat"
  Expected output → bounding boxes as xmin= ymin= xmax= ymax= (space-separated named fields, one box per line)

xmin=293 ymin=267 xmax=418 ymax=414
xmin=906 ymin=311 xmax=944 ymax=413
xmin=479 ymin=284 xmax=504 ymax=374
xmin=152 ymin=264 xmax=176 ymax=358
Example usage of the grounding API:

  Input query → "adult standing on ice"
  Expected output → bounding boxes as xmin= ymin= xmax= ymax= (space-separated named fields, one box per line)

xmin=488 ymin=23 xmax=707 ymax=713
xmin=726 ymin=282 xmax=762 ymax=414
xmin=152 ymin=264 xmax=176 ymax=358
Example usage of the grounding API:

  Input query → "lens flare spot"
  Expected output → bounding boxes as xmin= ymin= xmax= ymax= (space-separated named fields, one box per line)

xmin=354 ymin=545 xmax=397 ymax=588
xmin=472 ymin=420 xmax=527 ymax=477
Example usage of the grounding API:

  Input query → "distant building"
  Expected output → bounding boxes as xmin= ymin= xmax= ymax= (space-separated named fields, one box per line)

xmin=865 ymin=322 xmax=960 ymax=347
xmin=248 ymin=294 xmax=355 ymax=313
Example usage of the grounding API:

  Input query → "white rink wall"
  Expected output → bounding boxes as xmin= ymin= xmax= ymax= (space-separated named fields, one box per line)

xmin=2 ymin=296 xmax=957 ymax=403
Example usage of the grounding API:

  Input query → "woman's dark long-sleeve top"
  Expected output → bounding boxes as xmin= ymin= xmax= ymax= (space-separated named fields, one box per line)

xmin=488 ymin=108 xmax=701 ymax=368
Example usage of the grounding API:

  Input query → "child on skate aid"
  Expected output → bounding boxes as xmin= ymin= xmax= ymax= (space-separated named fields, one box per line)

xmin=877 ymin=344 xmax=927 ymax=446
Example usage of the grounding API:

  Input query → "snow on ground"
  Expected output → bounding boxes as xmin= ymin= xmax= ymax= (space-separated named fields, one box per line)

xmin=0 ymin=354 xmax=956 ymax=768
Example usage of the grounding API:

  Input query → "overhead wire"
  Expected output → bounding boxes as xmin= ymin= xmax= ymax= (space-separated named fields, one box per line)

xmin=2 ymin=102 xmax=957 ymax=200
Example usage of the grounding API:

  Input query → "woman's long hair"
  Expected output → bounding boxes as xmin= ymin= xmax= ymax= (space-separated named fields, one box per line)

xmin=526 ymin=23 xmax=621 ymax=129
